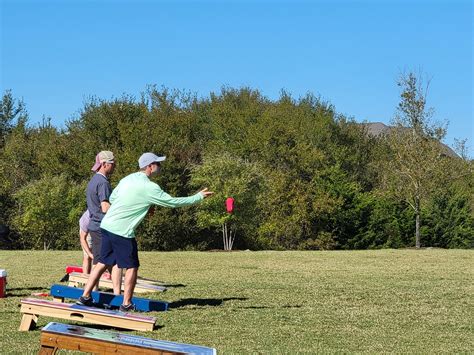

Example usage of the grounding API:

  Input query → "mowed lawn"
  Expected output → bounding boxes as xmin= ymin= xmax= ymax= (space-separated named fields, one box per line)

xmin=0 ymin=249 xmax=472 ymax=353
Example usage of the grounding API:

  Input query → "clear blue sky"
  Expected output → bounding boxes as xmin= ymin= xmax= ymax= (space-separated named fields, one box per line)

xmin=1 ymin=0 xmax=473 ymax=156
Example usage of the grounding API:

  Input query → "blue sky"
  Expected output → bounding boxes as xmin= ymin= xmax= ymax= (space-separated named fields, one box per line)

xmin=1 ymin=0 xmax=473 ymax=156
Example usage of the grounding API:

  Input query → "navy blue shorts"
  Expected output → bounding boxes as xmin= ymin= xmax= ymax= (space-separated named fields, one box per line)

xmin=98 ymin=228 xmax=139 ymax=269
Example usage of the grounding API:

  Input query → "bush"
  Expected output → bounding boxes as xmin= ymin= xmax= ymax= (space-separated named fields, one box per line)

xmin=10 ymin=175 xmax=86 ymax=250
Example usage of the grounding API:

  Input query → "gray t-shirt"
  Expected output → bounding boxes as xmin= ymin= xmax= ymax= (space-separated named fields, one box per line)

xmin=86 ymin=173 xmax=112 ymax=232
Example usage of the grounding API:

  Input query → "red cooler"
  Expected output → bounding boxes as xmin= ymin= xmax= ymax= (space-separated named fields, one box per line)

xmin=0 ymin=269 xmax=7 ymax=298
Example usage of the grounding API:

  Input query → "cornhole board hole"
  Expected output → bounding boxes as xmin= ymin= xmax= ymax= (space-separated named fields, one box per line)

xmin=40 ymin=322 xmax=217 ymax=355
xmin=67 ymin=272 xmax=167 ymax=293
xmin=50 ymin=284 xmax=168 ymax=312
xmin=65 ymin=265 xmax=164 ymax=284
xmin=19 ymin=298 xmax=156 ymax=332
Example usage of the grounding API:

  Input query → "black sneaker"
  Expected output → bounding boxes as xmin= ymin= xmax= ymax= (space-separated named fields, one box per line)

xmin=76 ymin=296 xmax=94 ymax=307
xmin=119 ymin=303 xmax=136 ymax=312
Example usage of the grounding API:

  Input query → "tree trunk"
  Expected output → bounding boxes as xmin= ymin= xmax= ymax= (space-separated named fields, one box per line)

xmin=415 ymin=197 xmax=421 ymax=248
xmin=222 ymin=223 xmax=227 ymax=250
xmin=222 ymin=222 xmax=234 ymax=251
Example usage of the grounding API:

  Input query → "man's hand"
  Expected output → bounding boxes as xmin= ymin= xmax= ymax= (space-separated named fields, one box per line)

xmin=199 ymin=188 xmax=214 ymax=199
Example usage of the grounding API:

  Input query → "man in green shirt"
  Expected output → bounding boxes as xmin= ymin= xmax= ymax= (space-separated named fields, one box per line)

xmin=77 ymin=152 xmax=213 ymax=311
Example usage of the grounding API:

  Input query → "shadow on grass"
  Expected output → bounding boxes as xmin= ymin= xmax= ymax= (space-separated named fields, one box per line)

xmin=7 ymin=286 xmax=47 ymax=297
xmin=77 ymin=323 xmax=165 ymax=331
xmin=169 ymin=297 xmax=248 ymax=309
xmin=238 ymin=304 xmax=302 ymax=309
xmin=26 ymin=321 xmax=164 ymax=332
xmin=161 ymin=283 xmax=186 ymax=288
xmin=8 ymin=286 xmax=45 ymax=291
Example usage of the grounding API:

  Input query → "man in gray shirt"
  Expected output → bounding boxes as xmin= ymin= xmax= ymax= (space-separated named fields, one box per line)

xmin=86 ymin=151 xmax=121 ymax=294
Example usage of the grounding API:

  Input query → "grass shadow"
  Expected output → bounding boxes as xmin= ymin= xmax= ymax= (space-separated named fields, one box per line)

xmin=7 ymin=286 xmax=47 ymax=297
xmin=238 ymin=304 xmax=303 ymax=309
xmin=81 ymin=323 xmax=165 ymax=331
xmin=161 ymin=283 xmax=186 ymax=288
xmin=7 ymin=286 xmax=45 ymax=291
xmin=169 ymin=297 xmax=248 ymax=309
xmin=26 ymin=321 xmax=165 ymax=332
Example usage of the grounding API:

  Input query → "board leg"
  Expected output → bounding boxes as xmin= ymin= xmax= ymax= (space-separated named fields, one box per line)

xmin=19 ymin=313 xmax=37 ymax=331
xmin=39 ymin=345 xmax=57 ymax=355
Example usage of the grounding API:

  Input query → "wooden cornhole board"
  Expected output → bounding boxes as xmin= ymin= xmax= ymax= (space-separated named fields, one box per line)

xmin=19 ymin=298 xmax=156 ymax=332
xmin=68 ymin=272 xmax=167 ymax=293
xmin=50 ymin=284 xmax=168 ymax=312
xmin=40 ymin=322 xmax=217 ymax=355
xmin=65 ymin=265 xmax=164 ymax=284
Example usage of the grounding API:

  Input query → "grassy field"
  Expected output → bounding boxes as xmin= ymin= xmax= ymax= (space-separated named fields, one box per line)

xmin=0 ymin=249 xmax=472 ymax=353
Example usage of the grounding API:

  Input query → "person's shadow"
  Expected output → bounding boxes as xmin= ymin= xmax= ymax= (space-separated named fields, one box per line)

xmin=7 ymin=286 xmax=46 ymax=297
xmin=161 ymin=283 xmax=186 ymax=288
xmin=169 ymin=297 xmax=247 ymax=309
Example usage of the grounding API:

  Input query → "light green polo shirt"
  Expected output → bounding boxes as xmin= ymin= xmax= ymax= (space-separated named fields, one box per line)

xmin=101 ymin=172 xmax=203 ymax=238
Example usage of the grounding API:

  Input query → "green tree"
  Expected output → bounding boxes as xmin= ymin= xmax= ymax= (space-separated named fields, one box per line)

xmin=423 ymin=188 xmax=474 ymax=248
xmin=190 ymin=152 xmax=265 ymax=250
xmin=0 ymin=90 xmax=27 ymax=147
xmin=11 ymin=174 xmax=85 ymax=250
xmin=2 ymin=84 xmax=471 ymax=251
xmin=379 ymin=71 xmax=453 ymax=248
xmin=0 ymin=118 xmax=35 ymax=230
xmin=352 ymin=195 xmax=415 ymax=249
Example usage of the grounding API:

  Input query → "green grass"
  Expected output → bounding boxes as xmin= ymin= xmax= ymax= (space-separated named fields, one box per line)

xmin=0 ymin=249 xmax=472 ymax=353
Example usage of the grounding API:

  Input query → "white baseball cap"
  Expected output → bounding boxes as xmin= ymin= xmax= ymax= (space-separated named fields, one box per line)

xmin=138 ymin=152 xmax=166 ymax=169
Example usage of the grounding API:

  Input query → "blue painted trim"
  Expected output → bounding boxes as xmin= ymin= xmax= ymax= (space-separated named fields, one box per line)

xmin=50 ymin=284 xmax=168 ymax=312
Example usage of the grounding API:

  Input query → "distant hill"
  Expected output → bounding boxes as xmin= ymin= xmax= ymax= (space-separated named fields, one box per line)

xmin=362 ymin=122 xmax=458 ymax=158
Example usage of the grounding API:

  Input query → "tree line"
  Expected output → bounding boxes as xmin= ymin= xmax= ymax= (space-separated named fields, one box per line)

xmin=0 ymin=74 xmax=472 ymax=251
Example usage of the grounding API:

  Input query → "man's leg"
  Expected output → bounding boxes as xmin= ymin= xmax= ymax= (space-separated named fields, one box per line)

xmin=77 ymin=262 xmax=108 ymax=305
xmin=81 ymin=232 xmax=93 ymax=274
xmin=111 ymin=265 xmax=123 ymax=295
xmin=82 ymin=254 xmax=92 ymax=274
xmin=91 ymin=270 xmax=99 ymax=291
xmin=84 ymin=234 xmax=93 ymax=274
xmin=122 ymin=267 xmax=138 ymax=306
